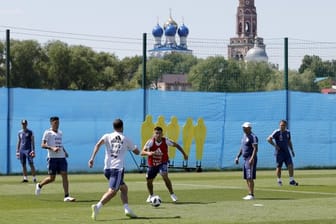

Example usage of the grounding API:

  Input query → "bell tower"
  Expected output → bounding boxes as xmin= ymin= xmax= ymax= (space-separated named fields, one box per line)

xmin=228 ymin=0 xmax=265 ymax=60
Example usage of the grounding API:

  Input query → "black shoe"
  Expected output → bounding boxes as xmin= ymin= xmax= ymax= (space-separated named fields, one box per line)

xmin=22 ymin=179 xmax=28 ymax=183
xmin=289 ymin=180 xmax=298 ymax=186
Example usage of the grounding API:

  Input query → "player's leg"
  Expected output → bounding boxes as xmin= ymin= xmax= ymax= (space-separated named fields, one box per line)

xmin=21 ymin=151 xmax=28 ymax=182
xmin=146 ymin=166 xmax=158 ymax=196
xmin=160 ymin=163 xmax=173 ymax=193
xmin=161 ymin=174 xmax=173 ymax=194
xmin=58 ymin=158 xmax=74 ymax=200
xmin=35 ymin=158 xmax=57 ymax=196
xmin=91 ymin=169 xmax=123 ymax=220
xmin=35 ymin=174 xmax=56 ymax=196
xmin=286 ymin=157 xmax=298 ymax=185
xmin=60 ymin=172 xmax=70 ymax=197
xmin=242 ymin=158 xmax=255 ymax=200
xmin=120 ymin=183 xmax=137 ymax=218
xmin=120 ymin=184 xmax=128 ymax=204
xmin=276 ymin=155 xmax=284 ymax=186
xmin=27 ymin=154 xmax=37 ymax=182
xmin=160 ymin=163 xmax=178 ymax=202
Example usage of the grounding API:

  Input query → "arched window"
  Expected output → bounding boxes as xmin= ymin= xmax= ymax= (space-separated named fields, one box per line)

xmin=245 ymin=22 xmax=250 ymax=33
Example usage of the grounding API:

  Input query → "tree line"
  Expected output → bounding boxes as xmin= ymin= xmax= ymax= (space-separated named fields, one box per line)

xmin=0 ymin=39 xmax=335 ymax=92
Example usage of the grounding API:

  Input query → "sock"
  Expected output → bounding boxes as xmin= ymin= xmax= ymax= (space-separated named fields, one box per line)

xmin=23 ymin=176 xmax=28 ymax=180
xmin=64 ymin=194 xmax=69 ymax=198
xmin=96 ymin=202 xmax=103 ymax=209
xmin=123 ymin=203 xmax=129 ymax=210
xmin=277 ymin=178 xmax=282 ymax=182
xmin=289 ymin=176 xmax=294 ymax=181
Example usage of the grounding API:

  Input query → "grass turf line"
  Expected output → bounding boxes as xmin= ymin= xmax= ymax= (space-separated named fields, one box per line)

xmin=0 ymin=170 xmax=335 ymax=224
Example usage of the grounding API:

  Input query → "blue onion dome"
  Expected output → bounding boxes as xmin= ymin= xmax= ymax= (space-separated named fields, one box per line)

xmin=164 ymin=23 xmax=177 ymax=36
xmin=152 ymin=24 xmax=163 ymax=37
xmin=178 ymin=24 xmax=189 ymax=37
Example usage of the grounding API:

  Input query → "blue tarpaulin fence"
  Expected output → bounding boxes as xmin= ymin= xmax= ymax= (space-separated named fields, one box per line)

xmin=1 ymin=88 xmax=336 ymax=174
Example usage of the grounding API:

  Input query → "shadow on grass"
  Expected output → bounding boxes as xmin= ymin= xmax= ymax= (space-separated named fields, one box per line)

xmin=171 ymin=201 xmax=216 ymax=205
xmin=117 ymin=216 xmax=181 ymax=220
xmin=38 ymin=198 xmax=97 ymax=203
xmin=258 ymin=197 xmax=294 ymax=200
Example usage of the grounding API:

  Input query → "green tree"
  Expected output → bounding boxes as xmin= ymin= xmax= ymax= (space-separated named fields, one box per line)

xmin=163 ymin=53 xmax=198 ymax=74
xmin=43 ymin=40 xmax=71 ymax=89
xmin=242 ymin=61 xmax=274 ymax=91
xmin=298 ymin=55 xmax=333 ymax=77
xmin=289 ymin=70 xmax=319 ymax=92
xmin=68 ymin=45 xmax=98 ymax=90
xmin=119 ymin=56 xmax=142 ymax=89
xmin=94 ymin=52 xmax=120 ymax=90
xmin=131 ymin=58 xmax=173 ymax=89
xmin=0 ymin=41 xmax=5 ymax=86
xmin=10 ymin=40 xmax=44 ymax=88
xmin=188 ymin=56 xmax=243 ymax=92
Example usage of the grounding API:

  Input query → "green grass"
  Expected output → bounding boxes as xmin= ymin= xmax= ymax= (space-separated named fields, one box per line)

xmin=1 ymin=170 xmax=336 ymax=224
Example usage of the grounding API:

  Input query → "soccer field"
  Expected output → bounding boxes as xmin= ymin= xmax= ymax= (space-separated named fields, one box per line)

xmin=1 ymin=169 xmax=335 ymax=224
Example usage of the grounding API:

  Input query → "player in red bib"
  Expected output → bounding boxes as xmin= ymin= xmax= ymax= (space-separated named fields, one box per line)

xmin=141 ymin=126 xmax=188 ymax=203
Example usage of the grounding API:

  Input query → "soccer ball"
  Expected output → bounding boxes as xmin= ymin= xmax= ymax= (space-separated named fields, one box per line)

xmin=150 ymin=195 xmax=161 ymax=207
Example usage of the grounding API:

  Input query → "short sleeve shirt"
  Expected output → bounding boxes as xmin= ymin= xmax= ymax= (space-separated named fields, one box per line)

xmin=42 ymin=128 xmax=66 ymax=158
xmin=101 ymin=131 xmax=135 ymax=169
xmin=18 ymin=129 xmax=34 ymax=150
xmin=241 ymin=133 xmax=258 ymax=158
xmin=269 ymin=129 xmax=291 ymax=155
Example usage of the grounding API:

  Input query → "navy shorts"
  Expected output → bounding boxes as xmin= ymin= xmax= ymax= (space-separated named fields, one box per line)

xmin=19 ymin=149 xmax=34 ymax=166
xmin=47 ymin=158 xmax=68 ymax=175
xmin=104 ymin=168 xmax=125 ymax=190
xmin=243 ymin=156 xmax=257 ymax=180
xmin=146 ymin=162 xmax=168 ymax=179
xmin=276 ymin=153 xmax=293 ymax=168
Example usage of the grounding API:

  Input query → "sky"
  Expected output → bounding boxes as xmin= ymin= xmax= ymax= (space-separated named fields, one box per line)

xmin=1 ymin=0 xmax=335 ymax=69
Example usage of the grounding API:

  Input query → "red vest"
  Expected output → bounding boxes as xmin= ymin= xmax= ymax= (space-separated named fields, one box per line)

xmin=148 ymin=137 xmax=169 ymax=166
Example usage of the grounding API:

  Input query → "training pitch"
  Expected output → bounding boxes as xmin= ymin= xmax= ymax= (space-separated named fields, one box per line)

xmin=0 ymin=169 xmax=335 ymax=224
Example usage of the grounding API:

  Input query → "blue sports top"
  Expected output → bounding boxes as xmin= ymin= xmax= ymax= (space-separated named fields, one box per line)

xmin=241 ymin=133 xmax=258 ymax=158
xmin=269 ymin=129 xmax=291 ymax=155
xmin=18 ymin=129 xmax=33 ymax=150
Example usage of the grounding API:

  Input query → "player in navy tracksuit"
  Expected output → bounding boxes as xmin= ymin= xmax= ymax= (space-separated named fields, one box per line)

xmin=267 ymin=120 xmax=298 ymax=186
xmin=235 ymin=122 xmax=258 ymax=200
xmin=16 ymin=119 xmax=36 ymax=183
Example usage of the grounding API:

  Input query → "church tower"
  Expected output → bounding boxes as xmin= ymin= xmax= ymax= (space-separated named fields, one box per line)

xmin=228 ymin=0 xmax=267 ymax=61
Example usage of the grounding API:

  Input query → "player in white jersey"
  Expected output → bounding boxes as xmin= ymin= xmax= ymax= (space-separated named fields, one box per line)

xmin=35 ymin=116 xmax=75 ymax=202
xmin=88 ymin=118 xmax=140 ymax=220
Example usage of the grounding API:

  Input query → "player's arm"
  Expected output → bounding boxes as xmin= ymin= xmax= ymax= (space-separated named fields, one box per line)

xmin=141 ymin=147 xmax=154 ymax=156
xmin=140 ymin=140 xmax=154 ymax=156
xmin=249 ymin=143 xmax=258 ymax=165
xmin=235 ymin=149 xmax=242 ymax=164
xmin=288 ymin=139 xmax=295 ymax=157
xmin=16 ymin=134 xmax=21 ymax=158
xmin=88 ymin=138 xmax=104 ymax=168
xmin=31 ymin=133 xmax=35 ymax=152
xmin=267 ymin=135 xmax=274 ymax=145
xmin=62 ymin=147 xmax=69 ymax=157
xmin=267 ymin=135 xmax=280 ymax=150
xmin=171 ymin=141 xmax=188 ymax=160
xmin=41 ymin=140 xmax=59 ymax=152
xmin=132 ymin=146 xmax=140 ymax=155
